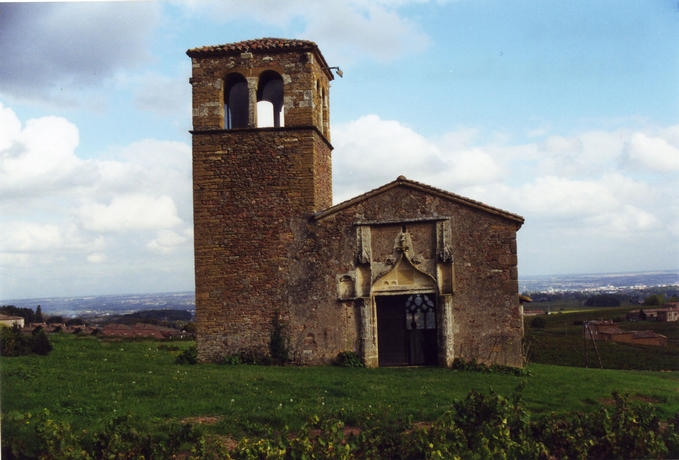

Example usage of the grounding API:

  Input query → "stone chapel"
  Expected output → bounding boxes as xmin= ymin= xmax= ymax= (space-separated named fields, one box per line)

xmin=187 ymin=38 xmax=525 ymax=368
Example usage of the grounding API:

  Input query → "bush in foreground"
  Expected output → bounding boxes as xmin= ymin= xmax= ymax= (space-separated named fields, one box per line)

xmin=230 ymin=390 xmax=679 ymax=459
xmin=3 ymin=410 xmax=205 ymax=460
xmin=3 ymin=389 xmax=678 ymax=459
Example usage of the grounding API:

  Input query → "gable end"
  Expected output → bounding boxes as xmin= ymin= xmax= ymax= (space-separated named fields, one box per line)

xmin=314 ymin=176 xmax=524 ymax=226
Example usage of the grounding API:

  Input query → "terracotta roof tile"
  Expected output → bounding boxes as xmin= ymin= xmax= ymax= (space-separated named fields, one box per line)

xmin=187 ymin=37 xmax=319 ymax=57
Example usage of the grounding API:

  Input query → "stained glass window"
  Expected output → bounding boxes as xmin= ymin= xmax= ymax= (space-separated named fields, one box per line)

xmin=405 ymin=294 xmax=436 ymax=330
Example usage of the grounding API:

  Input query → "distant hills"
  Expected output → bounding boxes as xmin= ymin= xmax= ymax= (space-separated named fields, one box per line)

xmin=1 ymin=271 xmax=677 ymax=318
xmin=0 ymin=291 xmax=195 ymax=319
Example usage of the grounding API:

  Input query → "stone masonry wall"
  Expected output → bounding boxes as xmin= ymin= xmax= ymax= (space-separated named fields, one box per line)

xmin=289 ymin=184 xmax=523 ymax=367
xmin=193 ymin=128 xmax=331 ymax=361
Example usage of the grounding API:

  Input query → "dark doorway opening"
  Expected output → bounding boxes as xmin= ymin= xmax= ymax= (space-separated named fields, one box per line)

xmin=377 ymin=294 xmax=437 ymax=366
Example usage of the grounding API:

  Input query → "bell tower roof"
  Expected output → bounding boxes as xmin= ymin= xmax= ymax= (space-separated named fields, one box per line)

xmin=187 ymin=37 xmax=334 ymax=80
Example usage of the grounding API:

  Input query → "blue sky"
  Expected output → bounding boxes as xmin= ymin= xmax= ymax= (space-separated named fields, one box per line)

xmin=1 ymin=0 xmax=678 ymax=299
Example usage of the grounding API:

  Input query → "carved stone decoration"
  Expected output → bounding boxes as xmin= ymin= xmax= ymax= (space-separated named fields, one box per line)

xmin=355 ymin=226 xmax=371 ymax=265
xmin=372 ymin=230 xmax=438 ymax=295
xmin=394 ymin=230 xmax=415 ymax=261
xmin=437 ymin=220 xmax=454 ymax=263
xmin=337 ymin=273 xmax=355 ymax=300
xmin=373 ymin=256 xmax=436 ymax=294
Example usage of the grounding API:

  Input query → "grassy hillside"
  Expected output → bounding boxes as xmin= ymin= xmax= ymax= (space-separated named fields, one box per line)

xmin=2 ymin=335 xmax=678 ymax=437
xmin=3 ymin=335 xmax=679 ymax=457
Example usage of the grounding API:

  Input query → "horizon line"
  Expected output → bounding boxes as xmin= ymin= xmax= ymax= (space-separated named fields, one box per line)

xmin=2 ymin=268 xmax=678 ymax=303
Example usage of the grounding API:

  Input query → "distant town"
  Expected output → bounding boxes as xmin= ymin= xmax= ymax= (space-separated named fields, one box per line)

xmin=519 ymin=270 xmax=679 ymax=294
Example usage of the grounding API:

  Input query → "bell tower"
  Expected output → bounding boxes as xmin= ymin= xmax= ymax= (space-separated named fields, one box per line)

xmin=187 ymin=38 xmax=335 ymax=361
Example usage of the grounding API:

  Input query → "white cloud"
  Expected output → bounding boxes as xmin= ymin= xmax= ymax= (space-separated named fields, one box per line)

xmin=117 ymin=139 xmax=191 ymax=177
xmin=592 ymin=204 xmax=659 ymax=234
xmin=0 ymin=108 xmax=88 ymax=196
xmin=0 ymin=221 xmax=104 ymax=264
xmin=512 ymin=176 xmax=619 ymax=218
xmin=432 ymin=148 xmax=503 ymax=187
xmin=147 ymin=229 xmax=189 ymax=255
xmin=0 ymin=2 xmax=158 ymax=101
xmin=0 ymin=103 xmax=21 ymax=151
xmin=2 ymin=222 xmax=66 ymax=253
xmin=516 ymin=175 xmax=659 ymax=237
xmin=333 ymin=114 xmax=443 ymax=200
xmin=2 ymin=90 xmax=678 ymax=298
xmin=332 ymin=116 xmax=678 ymax=276
xmin=333 ymin=118 xmax=677 ymax=248
xmin=87 ymin=253 xmax=107 ymax=264
xmin=77 ymin=194 xmax=182 ymax=233
xmin=0 ymin=105 xmax=194 ymax=298
xmin=625 ymin=132 xmax=679 ymax=172
xmin=302 ymin=1 xmax=431 ymax=61
xmin=134 ymin=72 xmax=192 ymax=116
xmin=175 ymin=0 xmax=430 ymax=62
xmin=536 ymin=130 xmax=625 ymax=178
xmin=333 ymin=115 xmax=507 ymax=202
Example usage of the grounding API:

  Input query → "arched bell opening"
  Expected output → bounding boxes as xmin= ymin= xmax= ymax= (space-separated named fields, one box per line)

xmin=224 ymin=73 xmax=248 ymax=129
xmin=257 ymin=71 xmax=284 ymax=128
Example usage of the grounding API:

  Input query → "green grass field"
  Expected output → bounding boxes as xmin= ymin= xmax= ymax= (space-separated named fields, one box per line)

xmin=2 ymin=333 xmax=678 ymax=442
xmin=525 ymin=306 xmax=679 ymax=370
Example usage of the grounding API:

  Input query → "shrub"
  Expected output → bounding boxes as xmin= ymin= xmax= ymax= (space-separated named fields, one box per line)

xmin=90 ymin=414 xmax=204 ymax=459
xmin=0 ymin=325 xmax=52 ymax=357
xmin=665 ymin=412 xmax=679 ymax=458
xmin=534 ymin=392 xmax=670 ymax=459
xmin=451 ymin=358 xmax=528 ymax=376
xmin=30 ymin=329 xmax=53 ymax=355
xmin=1 ymin=325 xmax=29 ymax=356
xmin=333 ymin=351 xmax=364 ymax=368
xmin=175 ymin=345 xmax=197 ymax=365
xmin=643 ymin=294 xmax=665 ymax=306
xmin=4 ymin=390 xmax=678 ymax=459
xmin=2 ymin=410 xmax=206 ymax=459
xmin=222 ymin=350 xmax=263 ymax=365
xmin=31 ymin=409 xmax=88 ymax=459
xmin=446 ymin=389 xmax=544 ymax=459
xmin=46 ymin=315 xmax=64 ymax=324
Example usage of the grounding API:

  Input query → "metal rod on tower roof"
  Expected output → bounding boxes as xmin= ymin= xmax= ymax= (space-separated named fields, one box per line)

xmin=325 ymin=66 xmax=343 ymax=78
